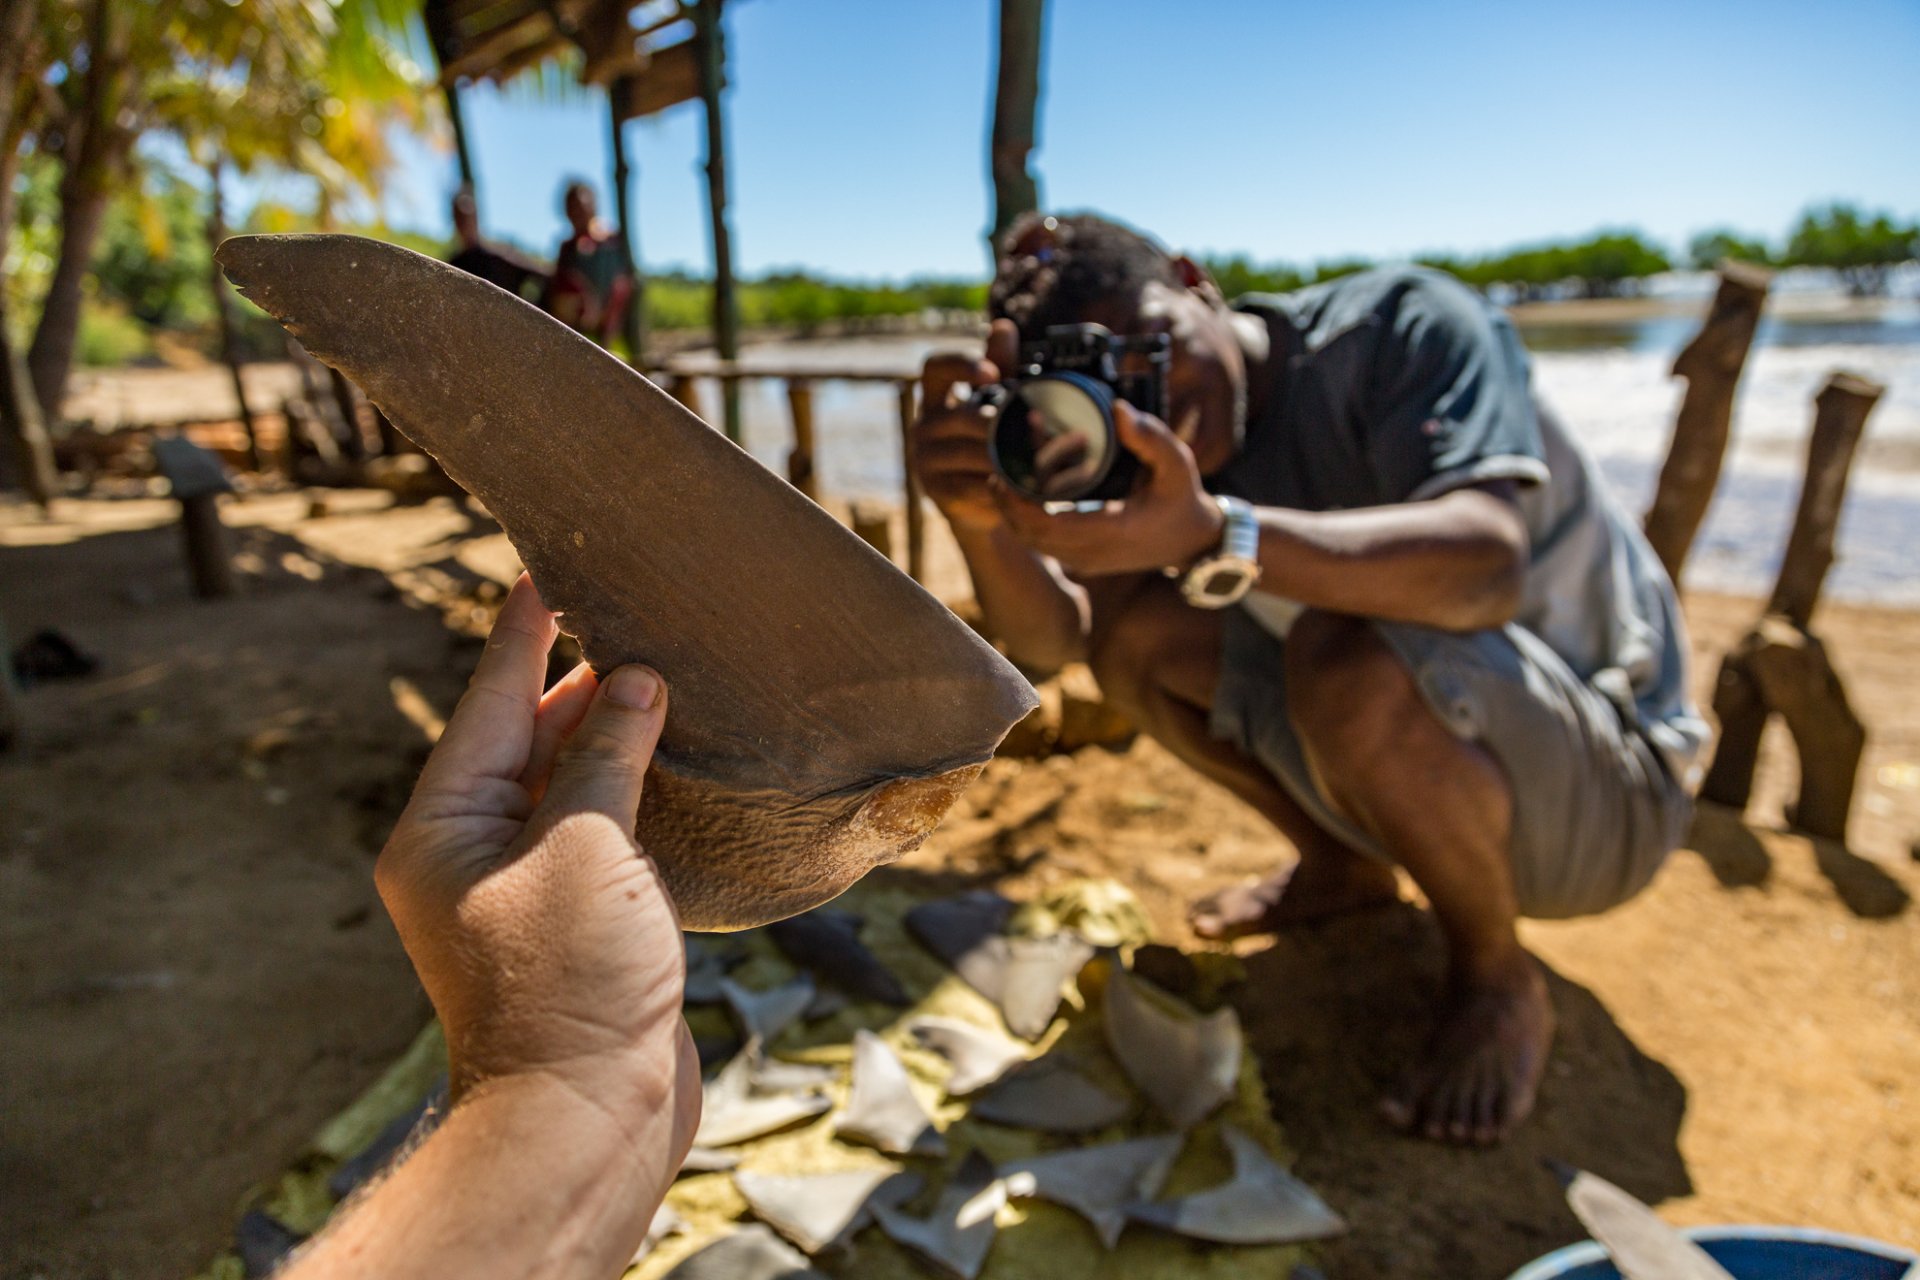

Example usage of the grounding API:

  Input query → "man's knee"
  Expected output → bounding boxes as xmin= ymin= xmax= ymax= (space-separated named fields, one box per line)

xmin=1086 ymin=585 xmax=1218 ymax=722
xmin=1284 ymin=610 xmax=1427 ymax=779
xmin=1086 ymin=603 xmax=1158 ymax=719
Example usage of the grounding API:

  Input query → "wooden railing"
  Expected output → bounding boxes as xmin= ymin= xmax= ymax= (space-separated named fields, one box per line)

xmin=647 ymin=362 xmax=931 ymax=583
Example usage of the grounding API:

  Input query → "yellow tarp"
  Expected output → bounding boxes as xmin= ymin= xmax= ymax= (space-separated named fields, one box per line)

xmin=194 ymin=879 xmax=1315 ymax=1280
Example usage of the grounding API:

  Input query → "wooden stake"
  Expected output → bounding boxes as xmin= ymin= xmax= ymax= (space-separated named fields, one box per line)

xmin=666 ymin=373 xmax=706 ymax=423
xmin=1702 ymin=616 xmax=1863 ymax=840
xmin=1699 ymin=371 xmax=1884 ymax=842
xmin=179 ymin=492 xmax=235 ymax=599
xmin=1643 ymin=261 xmax=1771 ymax=584
xmin=785 ymin=378 xmax=817 ymax=500
xmin=850 ymin=498 xmax=893 ymax=562
xmin=1766 ymin=373 xmax=1884 ymax=629
xmin=898 ymin=379 xmax=925 ymax=582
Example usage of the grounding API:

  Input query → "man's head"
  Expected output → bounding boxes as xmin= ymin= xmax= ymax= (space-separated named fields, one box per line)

xmin=563 ymin=181 xmax=597 ymax=235
xmin=451 ymin=188 xmax=480 ymax=247
xmin=989 ymin=212 xmax=1248 ymax=475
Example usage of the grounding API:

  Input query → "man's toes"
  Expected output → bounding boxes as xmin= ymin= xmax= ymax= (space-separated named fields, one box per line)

xmin=1471 ymin=1068 xmax=1504 ymax=1146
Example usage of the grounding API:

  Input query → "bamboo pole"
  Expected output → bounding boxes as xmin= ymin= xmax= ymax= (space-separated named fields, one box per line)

xmin=1642 ymin=261 xmax=1771 ymax=584
xmin=695 ymin=0 xmax=741 ymax=443
xmin=607 ymin=76 xmax=646 ymax=365
xmin=205 ymin=160 xmax=260 ymax=471
xmin=785 ymin=378 xmax=817 ymax=500
xmin=898 ymin=379 xmax=925 ymax=582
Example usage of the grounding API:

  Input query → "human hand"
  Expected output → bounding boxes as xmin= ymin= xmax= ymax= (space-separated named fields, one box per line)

xmin=992 ymin=399 xmax=1225 ymax=576
xmin=375 ymin=575 xmax=699 ymax=1160
xmin=912 ymin=319 xmax=1023 ymax=533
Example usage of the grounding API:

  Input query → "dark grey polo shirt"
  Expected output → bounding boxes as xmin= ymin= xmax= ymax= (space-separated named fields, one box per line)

xmin=1210 ymin=266 xmax=1708 ymax=786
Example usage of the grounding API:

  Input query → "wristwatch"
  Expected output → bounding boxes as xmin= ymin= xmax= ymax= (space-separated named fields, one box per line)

xmin=1180 ymin=495 xmax=1263 ymax=608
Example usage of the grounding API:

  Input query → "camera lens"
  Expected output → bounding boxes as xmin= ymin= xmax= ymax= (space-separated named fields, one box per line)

xmin=989 ymin=372 xmax=1120 ymax=502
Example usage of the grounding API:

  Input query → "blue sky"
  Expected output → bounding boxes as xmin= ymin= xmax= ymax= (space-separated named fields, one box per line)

xmin=372 ymin=0 xmax=1920 ymax=280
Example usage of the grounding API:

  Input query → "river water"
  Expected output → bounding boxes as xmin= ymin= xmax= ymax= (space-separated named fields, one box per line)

xmin=700 ymin=293 xmax=1920 ymax=606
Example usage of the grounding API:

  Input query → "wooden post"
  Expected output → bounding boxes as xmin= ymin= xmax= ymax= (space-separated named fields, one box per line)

xmin=205 ymin=159 xmax=260 ymax=471
xmin=897 ymin=379 xmax=925 ymax=582
xmin=694 ymin=0 xmax=741 ymax=443
xmin=1643 ymin=261 xmax=1771 ymax=585
xmin=666 ymin=372 xmax=706 ymax=423
xmin=1700 ymin=372 xmax=1884 ymax=842
xmin=850 ymin=498 xmax=894 ymax=562
xmin=607 ymin=77 xmax=646 ymax=365
xmin=445 ymin=81 xmax=476 ymax=193
xmin=785 ymin=378 xmax=817 ymax=499
xmin=179 ymin=494 xmax=235 ymax=599
xmin=989 ymin=0 xmax=1047 ymax=255
xmin=1766 ymin=373 xmax=1883 ymax=628
xmin=153 ymin=436 xmax=235 ymax=600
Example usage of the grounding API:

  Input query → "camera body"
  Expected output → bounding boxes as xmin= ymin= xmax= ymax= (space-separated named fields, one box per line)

xmin=986 ymin=324 xmax=1171 ymax=503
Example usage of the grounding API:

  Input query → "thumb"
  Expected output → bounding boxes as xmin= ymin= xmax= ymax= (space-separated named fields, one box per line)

xmin=1113 ymin=399 xmax=1197 ymax=485
xmin=533 ymin=664 xmax=668 ymax=833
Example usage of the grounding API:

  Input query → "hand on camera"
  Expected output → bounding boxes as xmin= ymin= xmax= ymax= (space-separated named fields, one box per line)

xmin=912 ymin=319 xmax=1024 ymax=533
xmin=375 ymin=575 xmax=700 ymax=1159
xmin=992 ymin=398 xmax=1225 ymax=577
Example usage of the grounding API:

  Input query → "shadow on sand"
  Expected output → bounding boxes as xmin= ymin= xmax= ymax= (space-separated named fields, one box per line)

xmin=1689 ymin=801 xmax=1910 ymax=919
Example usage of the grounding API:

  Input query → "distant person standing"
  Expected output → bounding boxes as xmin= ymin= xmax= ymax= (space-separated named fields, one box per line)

xmin=446 ymin=188 xmax=548 ymax=302
xmin=542 ymin=181 xmax=633 ymax=348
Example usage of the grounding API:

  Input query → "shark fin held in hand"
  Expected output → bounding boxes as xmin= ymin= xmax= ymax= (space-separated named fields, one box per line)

xmin=216 ymin=234 xmax=1037 ymax=931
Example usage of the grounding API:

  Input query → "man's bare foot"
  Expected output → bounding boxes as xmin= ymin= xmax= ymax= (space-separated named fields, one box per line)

xmin=1189 ymin=850 xmax=1400 ymax=940
xmin=1378 ymin=950 xmax=1554 ymax=1146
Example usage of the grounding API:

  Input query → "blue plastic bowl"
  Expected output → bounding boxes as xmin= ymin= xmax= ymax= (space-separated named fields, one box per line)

xmin=1508 ymin=1225 xmax=1918 ymax=1280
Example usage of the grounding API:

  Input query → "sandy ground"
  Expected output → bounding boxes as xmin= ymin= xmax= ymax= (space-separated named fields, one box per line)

xmin=2 ymin=491 xmax=1917 ymax=1279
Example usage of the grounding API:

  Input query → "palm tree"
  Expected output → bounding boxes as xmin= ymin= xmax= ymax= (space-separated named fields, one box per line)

xmin=17 ymin=0 xmax=429 ymax=428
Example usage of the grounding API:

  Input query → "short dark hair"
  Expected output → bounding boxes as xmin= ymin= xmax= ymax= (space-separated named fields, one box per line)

xmin=989 ymin=211 xmax=1180 ymax=338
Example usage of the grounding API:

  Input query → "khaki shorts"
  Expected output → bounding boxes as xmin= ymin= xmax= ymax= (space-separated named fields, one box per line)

xmin=1209 ymin=610 xmax=1692 ymax=919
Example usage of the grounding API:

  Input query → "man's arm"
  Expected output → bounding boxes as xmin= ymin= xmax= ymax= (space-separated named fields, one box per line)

xmin=291 ymin=1073 xmax=672 ymax=1280
xmin=282 ymin=577 xmax=698 ymax=1280
xmin=1247 ymin=481 xmax=1528 ymax=632
xmin=912 ymin=323 xmax=1093 ymax=673
xmin=992 ymin=405 xmax=1529 ymax=634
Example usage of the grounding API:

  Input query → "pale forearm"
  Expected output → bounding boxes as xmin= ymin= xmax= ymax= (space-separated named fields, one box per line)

xmin=286 ymin=1073 xmax=672 ymax=1280
xmin=953 ymin=522 xmax=1090 ymax=674
xmin=1251 ymin=488 xmax=1527 ymax=632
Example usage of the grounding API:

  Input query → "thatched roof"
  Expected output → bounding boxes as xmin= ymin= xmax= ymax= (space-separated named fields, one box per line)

xmin=424 ymin=0 xmax=710 ymax=113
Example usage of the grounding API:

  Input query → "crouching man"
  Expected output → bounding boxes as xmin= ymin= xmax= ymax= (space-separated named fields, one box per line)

xmin=910 ymin=213 xmax=1706 ymax=1146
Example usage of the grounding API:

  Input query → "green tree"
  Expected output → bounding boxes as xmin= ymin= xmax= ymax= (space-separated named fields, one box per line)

xmin=19 ymin=0 xmax=427 ymax=425
xmin=1781 ymin=203 xmax=1919 ymax=295
xmin=1688 ymin=227 xmax=1772 ymax=270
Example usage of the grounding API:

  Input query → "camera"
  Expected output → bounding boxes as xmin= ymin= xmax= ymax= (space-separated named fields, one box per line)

xmin=983 ymin=324 xmax=1171 ymax=503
